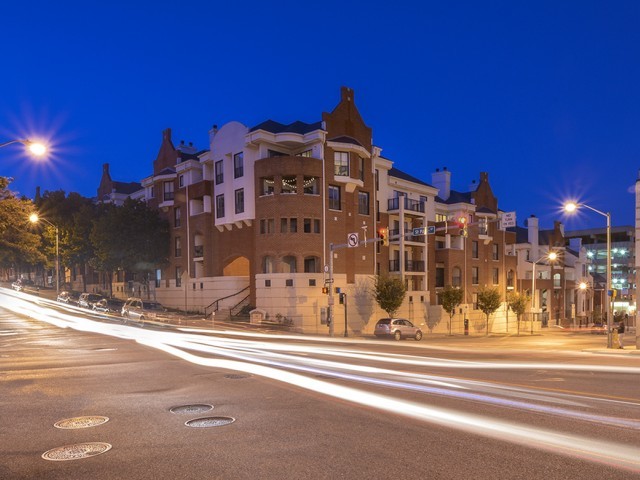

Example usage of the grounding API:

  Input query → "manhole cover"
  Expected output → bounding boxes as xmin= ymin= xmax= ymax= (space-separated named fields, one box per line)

xmin=170 ymin=404 xmax=214 ymax=414
xmin=224 ymin=374 xmax=249 ymax=379
xmin=42 ymin=442 xmax=112 ymax=461
xmin=54 ymin=416 xmax=110 ymax=429
xmin=185 ymin=416 xmax=235 ymax=428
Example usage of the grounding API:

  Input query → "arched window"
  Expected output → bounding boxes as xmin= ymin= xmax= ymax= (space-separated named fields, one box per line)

xmin=452 ymin=267 xmax=462 ymax=287
xmin=262 ymin=256 xmax=274 ymax=274
xmin=282 ymin=256 xmax=297 ymax=273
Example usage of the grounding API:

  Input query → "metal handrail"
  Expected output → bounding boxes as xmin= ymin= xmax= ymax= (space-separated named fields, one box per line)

xmin=204 ymin=285 xmax=250 ymax=317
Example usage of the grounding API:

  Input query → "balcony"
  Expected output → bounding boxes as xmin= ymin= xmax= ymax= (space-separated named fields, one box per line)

xmin=389 ymin=259 xmax=425 ymax=273
xmin=387 ymin=196 xmax=425 ymax=214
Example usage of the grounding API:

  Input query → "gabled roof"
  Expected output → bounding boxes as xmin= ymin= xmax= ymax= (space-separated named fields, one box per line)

xmin=328 ymin=135 xmax=363 ymax=146
xmin=476 ymin=206 xmax=496 ymax=214
xmin=177 ymin=151 xmax=207 ymax=162
xmin=389 ymin=167 xmax=433 ymax=188
xmin=156 ymin=168 xmax=176 ymax=176
xmin=112 ymin=181 xmax=142 ymax=195
xmin=250 ymin=119 xmax=323 ymax=135
xmin=436 ymin=190 xmax=472 ymax=205
xmin=510 ymin=226 xmax=529 ymax=243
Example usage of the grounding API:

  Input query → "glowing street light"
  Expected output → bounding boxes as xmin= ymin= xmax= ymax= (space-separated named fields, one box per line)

xmin=564 ymin=201 xmax=612 ymax=348
xmin=29 ymin=213 xmax=59 ymax=296
xmin=530 ymin=251 xmax=558 ymax=334
xmin=0 ymin=139 xmax=47 ymax=156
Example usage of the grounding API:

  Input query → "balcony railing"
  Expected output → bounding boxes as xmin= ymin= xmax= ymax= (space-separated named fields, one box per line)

xmin=387 ymin=196 xmax=425 ymax=213
xmin=389 ymin=260 xmax=425 ymax=272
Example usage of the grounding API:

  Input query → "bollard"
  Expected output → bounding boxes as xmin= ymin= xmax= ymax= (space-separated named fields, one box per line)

xmin=611 ymin=328 xmax=619 ymax=348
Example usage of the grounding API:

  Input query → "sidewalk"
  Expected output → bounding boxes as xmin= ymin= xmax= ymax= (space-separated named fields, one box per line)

xmin=11 ymin=286 xmax=640 ymax=356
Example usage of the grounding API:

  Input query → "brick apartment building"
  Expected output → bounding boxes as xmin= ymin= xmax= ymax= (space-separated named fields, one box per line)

xmin=90 ymin=87 xmax=591 ymax=334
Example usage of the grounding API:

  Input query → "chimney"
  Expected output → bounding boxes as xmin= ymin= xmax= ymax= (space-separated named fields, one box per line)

xmin=527 ymin=215 xmax=539 ymax=252
xmin=341 ymin=86 xmax=353 ymax=102
xmin=431 ymin=167 xmax=451 ymax=201
xmin=554 ymin=220 xmax=565 ymax=238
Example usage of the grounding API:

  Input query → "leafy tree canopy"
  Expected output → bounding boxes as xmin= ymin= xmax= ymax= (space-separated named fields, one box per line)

xmin=373 ymin=275 xmax=406 ymax=317
xmin=441 ymin=286 xmax=464 ymax=317
xmin=507 ymin=291 xmax=528 ymax=316
xmin=90 ymin=198 xmax=169 ymax=275
xmin=477 ymin=287 xmax=502 ymax=318
xmin=0 ymin=178 xmax=44 ymax=269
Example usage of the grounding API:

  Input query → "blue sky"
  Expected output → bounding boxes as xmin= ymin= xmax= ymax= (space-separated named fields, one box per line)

xmin=1 ymin=1 xmax=638 ymax=230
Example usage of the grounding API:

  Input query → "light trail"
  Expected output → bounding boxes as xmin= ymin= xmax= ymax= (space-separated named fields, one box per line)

xmin=2 ymin=289 xmax=639 ymax=473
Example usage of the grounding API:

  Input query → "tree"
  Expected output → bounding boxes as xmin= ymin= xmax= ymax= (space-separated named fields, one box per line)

xmin=507 ymin=291 xmax=529 ymax=335
xmin=36 ymin=190 xmax=97 ymax=291
xmin=0 ymin=178 xmax=45 ymax=279
xmin=373 ymin=275 xmax=406 ymax=317
xmin=441 ymin=286 xmax=464 ymax=335
xmin=477 ymin=287 xmax=502 ymax=336
xmin=90 ymin=199 xmax=169 ymax=297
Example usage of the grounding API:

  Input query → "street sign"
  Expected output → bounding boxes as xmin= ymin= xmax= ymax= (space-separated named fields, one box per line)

xmin=347 ymin=232 xmax=359 ymax=247
xmin=500 ymin=211 xmax=516 ymax=229
xmin=412 ymin=226 xmax=436 ymax=235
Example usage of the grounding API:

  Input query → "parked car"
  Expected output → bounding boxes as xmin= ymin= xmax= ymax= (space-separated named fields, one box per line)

xmin=57 ymin=290 xmax=81 ymax=306
xmin=121 ymin=297 xmax=169 ymax=322
xmin=590 ymin=322 xmax=607 ymax=335
xmin=78 ymin=293 xmax=105 ymax=309
xmin=11 ymin=279 xmax=38 ymax=293
xmin=374 ymin=318 xmax=423 ymax=341
xmin=92 ymin=298 xmax=125 ymax=314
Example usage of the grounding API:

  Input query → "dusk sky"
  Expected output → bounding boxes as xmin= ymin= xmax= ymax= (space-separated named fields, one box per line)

xmin=1 ymin=1 xmax=638 ymax=231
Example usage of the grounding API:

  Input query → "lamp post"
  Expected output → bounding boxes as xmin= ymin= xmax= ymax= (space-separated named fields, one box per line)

xmin=531 ymin=251 xmax=558 ymax=333
xmin=0 ymin=139 xmax=47 ymax=156
xmin=565 ymin=202 xmax=612 ymax=348
xmin=29 ymin=214 xmax=59 ymax=296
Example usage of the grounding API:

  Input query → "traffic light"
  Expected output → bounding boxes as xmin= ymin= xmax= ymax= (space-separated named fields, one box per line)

xmin=339 ymin=293 xmax=345 ymax=304
xmin=379 ymin=227 xmax=389 ymax=246
xmin=322 ymin=287 xmax=329 ymax=294
xmin=458 ymin=217 xmax=468 ymax=237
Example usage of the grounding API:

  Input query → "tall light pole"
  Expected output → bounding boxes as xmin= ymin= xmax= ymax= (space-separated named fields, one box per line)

xmin=565 ymin=201 xmax=612 ymax=348
xmin=29 ymin=214 xmax=59 ymax=296
xmin=0 ymin=139 xmax=47 ymax=156
xmin=531 ymin=251 xmax=558 ymax=332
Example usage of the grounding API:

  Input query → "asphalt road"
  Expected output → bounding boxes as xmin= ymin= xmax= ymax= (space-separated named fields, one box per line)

xmin=1 ymin=288 xmax=639 ymax=480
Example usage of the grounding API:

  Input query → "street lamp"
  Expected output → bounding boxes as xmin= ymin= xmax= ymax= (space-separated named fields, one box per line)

xmin=29 ymin=213 xmax=59 ymax=296
xmin=531 ymin=251 xmax=558 ymax=333
xmin=564 ymin=201 xmax=612 ymax=348
xmin=0 ymin=139 xmax=47 ymax=156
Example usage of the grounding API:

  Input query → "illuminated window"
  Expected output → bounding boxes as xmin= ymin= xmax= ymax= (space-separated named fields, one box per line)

xmin=261 ymin=177 xmax=275 ymax=195
xmin=282 ymin=176 xmax=297 ymax=194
